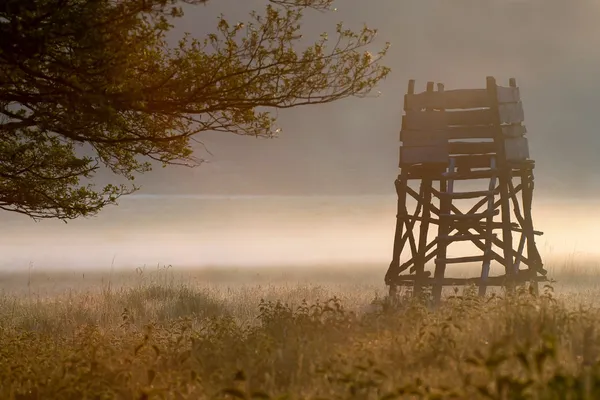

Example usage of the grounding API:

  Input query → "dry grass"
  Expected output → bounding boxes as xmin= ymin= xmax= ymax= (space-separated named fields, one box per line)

xmin=1 ymin=263 xmax=600 ymax=399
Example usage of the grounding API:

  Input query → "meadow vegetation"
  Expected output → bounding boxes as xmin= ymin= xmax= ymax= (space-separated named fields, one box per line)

xmin=1 ymin=264 xmax=600 ymax=399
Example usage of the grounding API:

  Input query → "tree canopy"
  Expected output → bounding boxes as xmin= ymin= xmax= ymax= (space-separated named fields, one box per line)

xmin=0 ymin=0 xmax=390 ymax=220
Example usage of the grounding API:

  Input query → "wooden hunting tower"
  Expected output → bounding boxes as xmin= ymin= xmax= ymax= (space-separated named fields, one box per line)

xmin=385 ymin=77 xmax=547 ymax=303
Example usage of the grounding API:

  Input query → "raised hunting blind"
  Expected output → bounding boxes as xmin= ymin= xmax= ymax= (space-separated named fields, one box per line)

xmin=385 ymin=77 xmax=547 ymax=304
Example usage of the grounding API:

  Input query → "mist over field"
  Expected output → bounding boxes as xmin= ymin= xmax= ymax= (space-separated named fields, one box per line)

xmin=1 ymin=195 xmax=597 ymax=273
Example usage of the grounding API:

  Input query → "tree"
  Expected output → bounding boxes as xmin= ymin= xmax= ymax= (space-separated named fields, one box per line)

xmin=0 ymin=0 xmax=390 ymax=220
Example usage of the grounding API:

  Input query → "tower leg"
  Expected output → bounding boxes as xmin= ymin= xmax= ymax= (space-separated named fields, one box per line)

xmin=480 ymin=157 xmax=498 ymax=297
xmin=433 ymin=178 xmax=449 ymax=305
xmin=487 ymin=77 xmax=515 ymax=292
xmin=415 ymin=178 xmax=433 ymax=299
xmin=385 ymin=171 xmax=409 ymax=296
xmin=522 ymin=168 xmax=543 ymax=295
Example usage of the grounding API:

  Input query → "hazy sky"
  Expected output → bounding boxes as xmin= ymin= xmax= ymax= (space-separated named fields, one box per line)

xmin=5 ymin=1 xmax=600 ymax=272
xmin=127 ymin=0 xmax=600 ymax=196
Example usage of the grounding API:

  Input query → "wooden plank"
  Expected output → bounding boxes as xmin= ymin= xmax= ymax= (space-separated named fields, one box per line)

xmin=414 ymin=169 xmax=498 ymax=181
xmin=452 ymin=220 xmax=543 ymax=236
xmin=404 ymin=163 xmax=533 ymax=180
xmin=404 ymin=89 xmax=490 ymax=111
xmin=402 ymin=111 xmax=447 ymax=131
xmin=400 ymin=130 xmax=448 ymax=146
xmin=399 ymin=145 xmax=448 ymax=165
xmin=448 ymin=125 xmax=526 ymax=139
xmin=435 ymin=189 xmax=496 ymax=200
xmin=453 ymin=154 xmax=494 ymax=169
xmin=502 ymin=125 xmax=527 ymax=137
xmin=448 ymin=141 xmax=497 ymax=155
xmin=498 ymin=102 xmax=525 ymax=124
xmin=438 ymin=234 xmax=487 ymax=243
xmin=447 ymin=126 xmax=495 ymax=139
xmin=445 ymin=103 xmax=524 ymax=126
xmin=446 ymin=109 xmax=493 ymax=126
xmin=505 ymin=137 xmax=529 ymax=161
xmin=401 ymin=133 xmax=526 ymax=159
xmin=496 ymin=86 xmax=521 ymax=104
xmin=435 ymin=255 xmax=487 ymax=264
xmin=403 ymin=105 xmax=524 ymax=130
xmin=439 ymin=210 xmax=499 ymax=220
xmin=404 ymin=86 xmax=520 ymax=110
xmin=401 ymin=125 xmax=526 ymax=142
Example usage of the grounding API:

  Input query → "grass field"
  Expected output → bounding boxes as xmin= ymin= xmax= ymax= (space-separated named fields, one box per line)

xmin=1 ymin=261 xmax=600 ymax=399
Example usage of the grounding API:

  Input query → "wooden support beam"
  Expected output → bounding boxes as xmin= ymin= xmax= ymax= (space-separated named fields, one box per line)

xmin=441 ymin=169 xmax=499 ymax=180
xmin=385 ymin=172 xmax=410 ymax=286
xmin=480 ymin=156 xmax=498 ymax=296
xmin=390 ymin=273 xmax=548 ymax=287
xmin=438 ymin=233 xmax=489 ymax=243
xmin=513 ymin=232 xmax=527 ymax=271
xmin=452 ymin=220 xmax=542 ymax=236
xmin=521 ymin=169 xmax=546 ymax=277
xmin=414 ymin=85 xmax=435 ymax=296
xmin=402 ymin=163 xmax=535 ymax=181
xmin=393 ymin=184 xmax=424 ymax=263
xmin=440 ymin=209 xmax=499 ymax=220
xmin=436 ymin=255 xmax=487 ymax=264
xmin=405 ymin=185 xmax=441 ymax=215
xmin=508 ymin=179 xmax=527 ymax=228
xmin=400 ymin=238 xmax=439 ymax=275
xmin=488 ymin=76 xmax=515 ymax=280
xmin=434 ymin=189 xmax=496 ymax=200
xmin=433 ymin=157 xmax=452 ymax=305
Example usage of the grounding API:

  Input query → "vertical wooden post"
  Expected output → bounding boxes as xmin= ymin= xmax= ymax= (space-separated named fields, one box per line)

xmin=387 ymin=79 xmax=416 ymax=295
xmin=522 ymin=168 xmax=540 ymax=295
xmin=413 ymin=81 xmax=435 ymax=298
xmin=480 ymin=156 xmax=497 ymax=296
xmin=405 ymin=79 xmax=416 ymax=108
xmin=415 ymin=178 xmax=432 ymax=298
xmin=432 ymin=82 xmax=447 ymax=305
xmin=386 ymin=171 xmax=409 ymax=295
xmin=433 ymin=163 xmax=452 ymax=305
xmin=487 ymin=76 xmax=514 ymax=290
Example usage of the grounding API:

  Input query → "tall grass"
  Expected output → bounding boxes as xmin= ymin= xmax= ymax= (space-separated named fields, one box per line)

xmin=1 ymin=265 xmax=600 ymax=399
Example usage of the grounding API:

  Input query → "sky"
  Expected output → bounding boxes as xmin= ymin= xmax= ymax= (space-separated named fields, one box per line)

xmin=4 ymin=0 xmax=600 ymax=272
xmin=127 ymin=0 xmax=600 ymax=197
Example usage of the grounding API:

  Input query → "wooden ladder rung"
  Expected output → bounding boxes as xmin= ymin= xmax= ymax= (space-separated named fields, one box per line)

xmin=440 ymin=210 xmax=499 ymax=220
xmin=435 ymin=255 xmax=487 ymax=264
xmin=438 ymin=190 xmax=495 ymax=200
xmin=438 ymin=234 xmax=496 ymax=243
